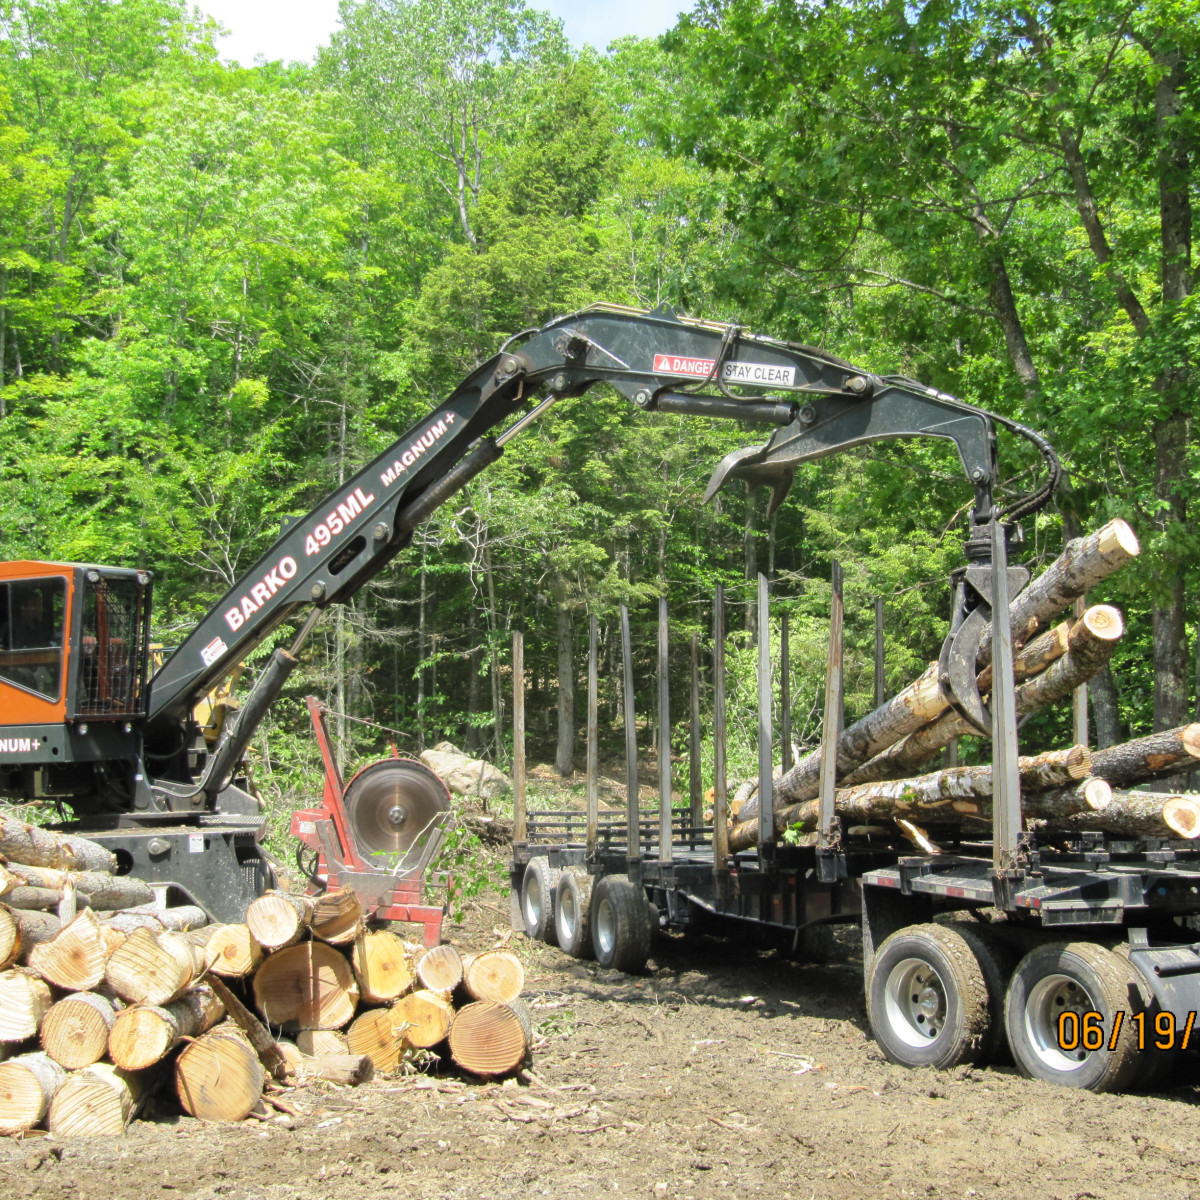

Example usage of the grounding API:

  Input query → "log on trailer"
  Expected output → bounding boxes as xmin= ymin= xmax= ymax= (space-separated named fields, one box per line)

xmin=1086 ymin=725 xmax=1200 ymax=789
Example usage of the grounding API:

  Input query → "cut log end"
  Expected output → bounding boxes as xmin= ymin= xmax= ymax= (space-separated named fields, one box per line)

xmin=1162 ymin=796 xmax=1200 ymax=840
xmin=462 ymin=950 xmax=524 ymax=1004
xmin=1097 ymin=518 xmax=1140 ymax=559
xmin=0 ymin=1052 xmax=65 ymax=1133
xmin=449 ymin=1001 xmax=530 ymax=1079
xmin=175 ymin=1027 xmax=265 ymax=1122
xmin=1076 ymin=604 xmax=1124 ymax=643
xmin=40 ymin=992 xmax=115 ymax=1069
xmin=1082 ymin=778 xmax=1114 ymax=811
xmin=251 ymin=940 xmax=359 ymax=1030
xmin=345 ymin=1006 xmax=407 ymax=1072
xmin=416 ymin=944 xmax=463 ymax=993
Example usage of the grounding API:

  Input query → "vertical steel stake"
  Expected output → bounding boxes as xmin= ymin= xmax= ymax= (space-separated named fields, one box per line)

xmin=586 ymin=615 xmax=599 ymax=858
xmin=620 ymin=604 xmax=641 ymax=878
xmin=658 ymin=597 xmax=673 ymax=865
xmin=712 ymin=586 xmax=729 ymax=874
xmin=689 ymin=632 xmax=702 ymax=844
xmin=817 ymin=562 xmax=844 ymax=849
xmin=990 ymin=521 xmax=1023 ymax=874
xmin=780 ymin=611 xmax=792 ymax=774
xmin=1072 ymin=595 xmax=1089 ymax=748
xmin=757 ymin=573 xmax=774 ymax=851
xmin=512 ymin=630 xmax=527 ymax=844
xmin=874 ymin=596 xmax=886 ymax=708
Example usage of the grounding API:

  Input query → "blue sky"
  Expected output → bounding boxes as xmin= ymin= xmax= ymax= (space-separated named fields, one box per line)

xmin=195 ymin=0 xmax=691 ymax=66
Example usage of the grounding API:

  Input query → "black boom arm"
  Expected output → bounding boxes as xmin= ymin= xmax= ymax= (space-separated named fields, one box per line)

xmin=146 ymin=303 xmax=1020 ymax=762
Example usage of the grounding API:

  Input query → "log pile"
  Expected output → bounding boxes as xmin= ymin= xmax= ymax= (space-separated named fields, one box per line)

xmin=0 ymin=825 xmax=536 ymax=1136
xmin=727 ymin=520 xmax=1200 ymax=852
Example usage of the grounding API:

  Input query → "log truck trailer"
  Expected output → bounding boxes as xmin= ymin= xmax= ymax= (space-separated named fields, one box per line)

xmin=4 ymin=303 xmax=1184 ymax=1090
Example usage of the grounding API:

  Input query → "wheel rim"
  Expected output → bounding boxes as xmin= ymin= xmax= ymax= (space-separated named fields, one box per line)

xmin=560 ymin=885 xmax=577 ymax=940
xmin=1022 ymin=972 xmax=1096 ymax=1073
xmin=595 ymin=896 xmax=616 ymax=956
xmin=523 ymin=871 xmax=542 ymax=928
xmin=882 ymin=956 xmax=951 ymax=1048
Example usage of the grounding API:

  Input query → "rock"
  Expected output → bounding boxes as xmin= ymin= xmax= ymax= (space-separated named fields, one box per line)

xmin=420 ymin=743 xmax=511 ymax=800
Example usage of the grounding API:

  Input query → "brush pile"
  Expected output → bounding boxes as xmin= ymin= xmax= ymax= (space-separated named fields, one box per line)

xmin=0 ymin=830 xmax=532 ymax=1136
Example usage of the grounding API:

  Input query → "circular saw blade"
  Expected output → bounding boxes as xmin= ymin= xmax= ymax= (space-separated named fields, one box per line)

xmin=343 ymin=758 xmax=450 ymax=870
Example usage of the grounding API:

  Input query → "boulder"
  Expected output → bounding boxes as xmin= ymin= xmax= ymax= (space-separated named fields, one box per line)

xmin=420 ymin=742 xmax=511 ymax=800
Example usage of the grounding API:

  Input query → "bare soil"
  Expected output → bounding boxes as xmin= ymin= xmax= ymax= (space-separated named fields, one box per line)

xmin=6 ymin=891 xmax=1200 ymax=1200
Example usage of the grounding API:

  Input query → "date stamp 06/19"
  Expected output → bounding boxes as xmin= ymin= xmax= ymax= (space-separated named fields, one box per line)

xmin=1057 ymin=1010 xmax=1197 ymax=1052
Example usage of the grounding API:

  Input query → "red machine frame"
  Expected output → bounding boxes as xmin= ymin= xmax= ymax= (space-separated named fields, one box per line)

xmin=290 ymin=696 xmax=448 ymax=947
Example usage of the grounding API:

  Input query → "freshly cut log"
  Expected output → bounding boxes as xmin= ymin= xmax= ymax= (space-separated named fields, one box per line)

xmin=1088 ymin=726 xmax=1200 ymax=790
xmin=351 ymin=930 xmax=414 ymax=1004
xmin=120 ymin=904 xmax=209 ymax=932
xmin=974 ymin=619 xmax=1071 ymax=693
xmin=6 ymin=906 xmax=61 ymax=958
xmin=5 ymin=885 xmax=72 ymax=912
xmin=462 ymin=950 xmax=524 ymax=1004
xmin=295 ymin=1028 xmax=348 ymax=1056
xmin=47 ymin=1063 xmax=143 ymax=1137
xmin=449 ymin=1000 xmax=531 ymax=1078
xmin=729 ymin=747 xmax=1094 ymax=852
xmin=750 ymin=529 xmax=1135 ymax=818
xmin=0 ymin=818 xmax=115 ymax=873
xmin=0 ymin=969 xmax=52 ymax=1041
xmin=844 ymin=606 xmax=1125 ymax=789
xmin=1162 ymin=796 xmax=1200 ymax=839
xmin=104 ymin=911 xmax=166 ymax=935
xmin=416 ymin=944 xmax=463 ymax=993
xmin=105 ymin=928 xmax=196 ymax=1005
xmin=310 ymin=888 xmax=362 ymax=945
xmin=399 ymin=989 xmax=453 ymax=1048
xmin=98 ymin=924 xmax=126 ymax=958
xmin=108 ymin=985 xmax=224 ymax=1070
xmin=275 ymin=1039 xmax=305 ymax=1074
xmin=0 ymin=865 xmax=18 ymax=897
xmin=8 ymin=867 xmax=153 ymax=912
xmin=0 ymin=908 xmax=16 ymax=971
xmin=252 ymin=940 xmax=359 ymax=1030
xmin=292 ymin=1052 xmax=374 ymax=1086
xmin=204 ymin=924 xmax=263 ymax=978
xmin=205 ymin=976 xmax=289 ymax=1082
xmin=345 ymin=1006 xmax=407 ymax=1071
xmin=1037 ymin=789 xmax=1200 ymax=840
xmin=246 ymin=892 xmax=316 ymax=950
xmin=28 ymin=909 xmax=107 ymax=991
xmin=0 ymin=1050 xmax=65 ymax=1133
xmin=40 ymin=992 xmax=116 ymax=1069
xmin=175 ymin=1026 xmax=265 ymax=1122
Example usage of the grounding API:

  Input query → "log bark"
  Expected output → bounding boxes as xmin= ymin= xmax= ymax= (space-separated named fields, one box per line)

xmin=0 ymin=818 xmax=115 ymax=872
xmin=416 ymin=944 xmax=463 ymax=993
xmin=0 ymin=968 xmax=52 ymax=1041
xmin=449 ymin=1000 xmax=531 ymax=1078
xmin=175 ymin=1026 xmax=265 ymax=1122
xmin=345 ymin=1006 xmax=407 ymax=1072
xmin=205 ymin=975 xmax=290 ymax=1083
xmin=729 ymin=748 xmax=1094 ymax=851
xmin=1040 ymin=790 xmax=1200 ymax=841
xmin=291 ymin=1052 xmax=374 ymax=1086
xmin=4 ymin=884 xmax=74 ymax=912
xmin=246 ymin=892 xmax=316 ymax=951
xmin=399 ymin=989 xmax=453 ymax=1048
xmin=48 ymin=1063 xmax=144 ymax=1136
xmin=7 ymin=866 xmax=152 ymax=911
xmin=462 ymin=950 xmax=524 ymax=1004
xmin=251 ymin=940 xmax=359 ymax=1030
xmin=203 ymin=924 xmax=263 ymax=978
xmin=39 ymin=992 xmax=116 ymax=1069
xmin=108 ymin=985 xmax=225 ymax=1071
xmin=310 ymin=888 xmax=362 ymax=945
xmin=0 ymin=1050 xmax=65 ymax=1133
xmin=351 ymin=930 xmax=414 ymax=1004
xmin=105 ymin=928 xmax=197 ymax=1006
xmin=119 ymin=904 xmax=209 ymax=932
xmin=28 ymin=909 xmax=108 ymax=991
xmin=5 ymin=906 xmax=60 ymax=961
xmin=103 ymin=911 xmax=167 ymax=935
xmin=845 ymin=606 xmax=1124 ymax=788
xmin=1086 ymin=725 xmax=1200 ymax=789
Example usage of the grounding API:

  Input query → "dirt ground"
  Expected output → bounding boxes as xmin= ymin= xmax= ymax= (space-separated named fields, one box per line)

xmin=5 ymin=892 xmax=1200 ymax=1200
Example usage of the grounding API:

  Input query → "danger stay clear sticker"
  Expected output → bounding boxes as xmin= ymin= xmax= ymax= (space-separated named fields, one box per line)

xmin=652 ymin=352 xmax=796 ymax=387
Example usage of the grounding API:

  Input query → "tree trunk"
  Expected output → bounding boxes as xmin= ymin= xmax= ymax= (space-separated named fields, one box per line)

xmin=1087 ymin=725 xmax=1200 ymax=790
xmin=1060 ymin=790 xmax=1200 ymax=841
xmin=0 ymin=819 xmax=115 ymax=873
xmin=175 ymin=1027 xmax=265 ymax=1123
xmin=555 ymin=598 xmax=575 ymax=776
xmin=744 ymin=486 xmax=758 ymax=642
xmin=292 ymin=1052 xmax=374 ymax=1086
xmin=252 ymin=941 xmax=359 ymax=1030
xmin=449 ymin=999 xmax=531 ymax=1079
xmin=39 ymin=992 xmax=116 ymax=1070
xmin=1090 ymin=666 xmax=1123 ymax=748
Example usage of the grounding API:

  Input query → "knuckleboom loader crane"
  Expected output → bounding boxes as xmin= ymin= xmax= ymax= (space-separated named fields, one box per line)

xmin=0 ymin=304 xmax=1057 ymax=921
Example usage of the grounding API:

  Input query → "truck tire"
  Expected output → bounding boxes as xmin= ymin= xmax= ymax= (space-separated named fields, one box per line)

xmin=952 ymin=921 xmax=1017 ymax=1065
xmin=591 ymin=876 xmax=652 ymax=973
xmin=555 ymin=870 xmax=594 ymax=959
xmin=867 ymin=924 xmax=993 ymax=1069
xmin=1004 ymin=941 xmax=1144 ymax=1092
xmin=520 ymin=858 xmax=560 ymax=945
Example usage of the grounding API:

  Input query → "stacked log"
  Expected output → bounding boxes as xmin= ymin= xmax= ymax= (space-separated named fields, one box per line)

xmin=726 ymin=519 xmax=1200 ymax=851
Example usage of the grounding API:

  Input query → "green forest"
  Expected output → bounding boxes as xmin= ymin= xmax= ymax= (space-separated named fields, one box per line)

xmin=0 ymin=0 xmax=1195 ymax=830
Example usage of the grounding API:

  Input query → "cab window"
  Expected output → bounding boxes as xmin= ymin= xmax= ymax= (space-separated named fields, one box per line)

xmin=0 ymin=578 xmax=67 ymax=700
